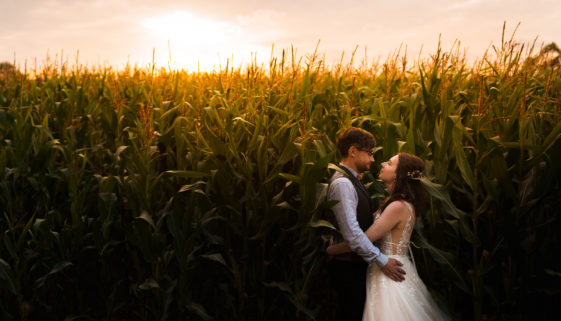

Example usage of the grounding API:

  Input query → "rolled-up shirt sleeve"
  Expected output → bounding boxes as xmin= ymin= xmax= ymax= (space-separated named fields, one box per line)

xmin=328 ymin=177 xmax=388 ymax=267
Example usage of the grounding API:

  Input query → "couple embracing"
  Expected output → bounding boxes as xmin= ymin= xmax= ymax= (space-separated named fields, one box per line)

xmin=326 ymin=127 xmax=449 ymax=321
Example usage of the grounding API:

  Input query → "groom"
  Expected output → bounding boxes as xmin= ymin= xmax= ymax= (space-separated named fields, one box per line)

xmin=327 ymin=127 xmax=405 ymax=321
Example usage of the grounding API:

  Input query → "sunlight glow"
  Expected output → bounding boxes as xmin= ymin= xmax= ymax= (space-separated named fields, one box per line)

xmin=143 ymin=11 xmax=234 ymax=46
xmin=138 ymin=10 xmax=268 ymax=71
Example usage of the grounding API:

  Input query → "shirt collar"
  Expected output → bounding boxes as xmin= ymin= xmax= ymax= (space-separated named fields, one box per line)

xmin=339 ymin=163 xmax=359 ymax=178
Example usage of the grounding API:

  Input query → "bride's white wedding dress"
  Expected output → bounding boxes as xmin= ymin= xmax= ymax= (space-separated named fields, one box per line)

xmin=363 ymin=201 xmax=449 ymax=321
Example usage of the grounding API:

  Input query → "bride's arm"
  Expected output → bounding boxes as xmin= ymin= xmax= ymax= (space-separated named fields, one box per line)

xmin=363 ymin=201 xmax=406 ymax=242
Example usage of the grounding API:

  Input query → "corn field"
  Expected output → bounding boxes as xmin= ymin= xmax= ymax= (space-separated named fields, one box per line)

xmin=1 ymin=34 xmax=560 ymax=321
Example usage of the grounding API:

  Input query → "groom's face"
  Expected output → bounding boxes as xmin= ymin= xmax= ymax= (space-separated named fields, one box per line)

xmin=352 ymin=146 xmax=375 ymax=173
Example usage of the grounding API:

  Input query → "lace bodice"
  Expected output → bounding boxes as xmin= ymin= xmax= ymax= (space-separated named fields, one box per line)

xmin=374 ymin=201 xmax=415 ymax=256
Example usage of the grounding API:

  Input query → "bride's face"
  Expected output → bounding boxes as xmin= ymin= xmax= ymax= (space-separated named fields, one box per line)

xmin=379 ymin=155 xmax=399 ymax=184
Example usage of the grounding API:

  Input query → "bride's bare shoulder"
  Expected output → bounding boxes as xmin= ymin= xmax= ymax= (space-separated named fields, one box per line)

xmin=381 ymin=201 xmax=409 ymax=217
xmin=385 ymin=200 xmax=407 ymax=211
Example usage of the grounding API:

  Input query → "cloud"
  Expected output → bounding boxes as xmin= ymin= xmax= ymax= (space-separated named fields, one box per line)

xmin=143 ymin=11 xmax=237 ymax=45
xmin=234 ymin=9 xmax=287 ymax=44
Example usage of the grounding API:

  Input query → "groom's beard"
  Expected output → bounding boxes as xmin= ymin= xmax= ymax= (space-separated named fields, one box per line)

xmin=357 ymin=162 xmax=371 ymax=174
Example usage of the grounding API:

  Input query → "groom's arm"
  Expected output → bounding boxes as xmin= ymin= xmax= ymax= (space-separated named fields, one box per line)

xmin=328 ymin=178 xmax=388 ymax=267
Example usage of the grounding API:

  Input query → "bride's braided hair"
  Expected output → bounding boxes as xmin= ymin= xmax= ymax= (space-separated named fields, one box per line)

xmin=380 ymin=153 xmax=427 ymax=216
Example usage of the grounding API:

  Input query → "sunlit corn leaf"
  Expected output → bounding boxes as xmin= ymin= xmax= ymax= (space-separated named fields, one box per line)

xmin=165 ymin=170 xmax=211 ymax=178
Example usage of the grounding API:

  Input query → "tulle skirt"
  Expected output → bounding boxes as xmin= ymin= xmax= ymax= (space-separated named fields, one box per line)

xmin=363 ymin=254 xmax=449 ymax=321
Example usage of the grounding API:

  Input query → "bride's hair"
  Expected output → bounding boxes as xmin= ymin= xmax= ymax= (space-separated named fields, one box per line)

xmin=380 ymin=152 xmax=427 ymax=216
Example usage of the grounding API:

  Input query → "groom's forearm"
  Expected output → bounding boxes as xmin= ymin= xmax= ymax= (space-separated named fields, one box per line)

xmin=328 ymin=179 xmax=388 ymax=267
xmin=345 ymin=231 xmax=388 ymax=267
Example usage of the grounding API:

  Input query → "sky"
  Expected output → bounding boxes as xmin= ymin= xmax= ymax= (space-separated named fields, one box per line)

xmin=1 ymin=0 xmax=560 ymax=71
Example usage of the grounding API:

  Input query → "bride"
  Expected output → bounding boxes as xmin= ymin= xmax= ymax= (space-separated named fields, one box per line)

xmin=327 ymin=152 xmax=449 ymax=321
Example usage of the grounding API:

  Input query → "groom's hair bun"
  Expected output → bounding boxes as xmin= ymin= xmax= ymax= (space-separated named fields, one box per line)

xmin=337 ymin=127 xmax=376 ymax=157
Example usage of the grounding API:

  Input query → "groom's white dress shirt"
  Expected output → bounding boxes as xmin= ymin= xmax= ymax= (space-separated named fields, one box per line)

xmin=328 ymin=164 xmax=388 ymax=267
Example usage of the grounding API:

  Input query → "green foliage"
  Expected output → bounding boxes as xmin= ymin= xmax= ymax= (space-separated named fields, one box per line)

xmin=1 ymin=36 xmax=560 ymax=320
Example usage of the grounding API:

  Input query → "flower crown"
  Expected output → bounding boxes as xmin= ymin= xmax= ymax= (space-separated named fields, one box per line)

xmin=406 ymin=170 xmax=424 ymax=179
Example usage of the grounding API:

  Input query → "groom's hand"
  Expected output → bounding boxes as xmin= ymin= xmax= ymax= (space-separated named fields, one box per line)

xmin=382 ymin=258 xmax=406 ymax=282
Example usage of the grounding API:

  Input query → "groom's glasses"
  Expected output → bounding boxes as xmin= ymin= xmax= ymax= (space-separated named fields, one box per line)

xmin=358 ymin=148 xmax=375 ymax=157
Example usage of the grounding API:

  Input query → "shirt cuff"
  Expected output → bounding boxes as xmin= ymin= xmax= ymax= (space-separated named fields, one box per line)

xmin=375 ymin=253 xmax=389 ymax=267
